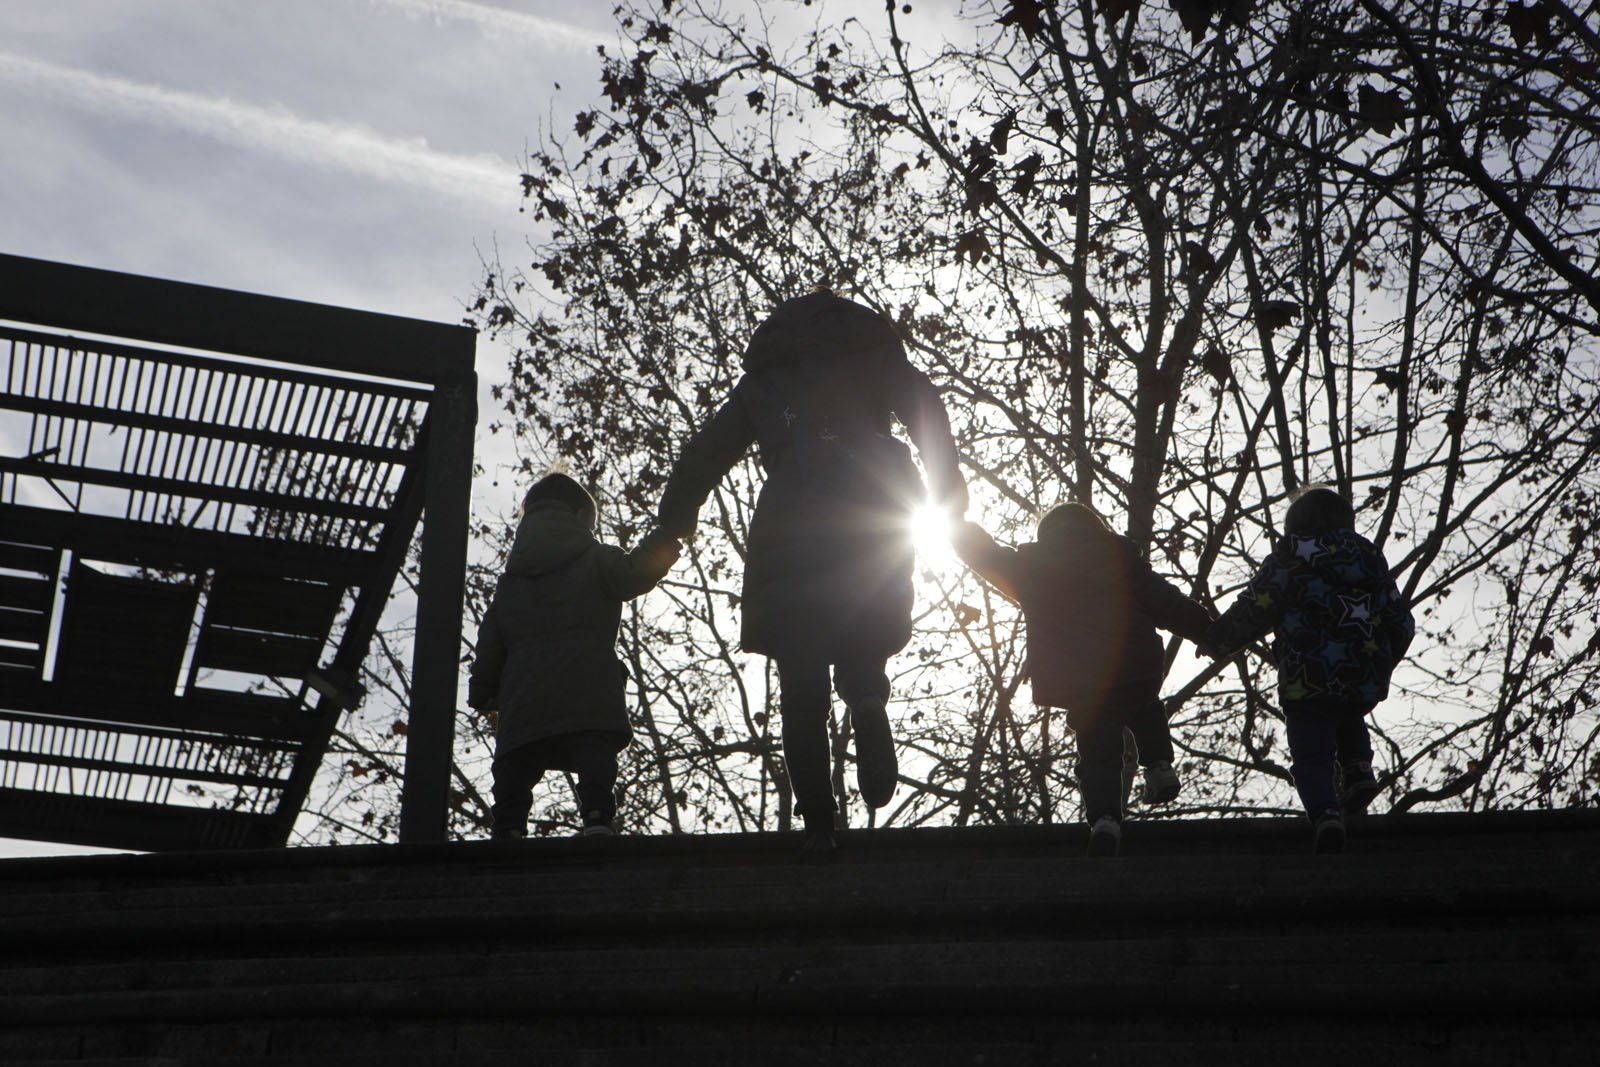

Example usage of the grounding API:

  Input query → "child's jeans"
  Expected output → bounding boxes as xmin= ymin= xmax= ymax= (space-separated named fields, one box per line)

xmin=1282 ymin=700 xmax=1376 ymax=816
xmin=492 ymin=731 xmax=620 ymax=836
xmin=1126 ymin=694 xmax=1176 ymax=767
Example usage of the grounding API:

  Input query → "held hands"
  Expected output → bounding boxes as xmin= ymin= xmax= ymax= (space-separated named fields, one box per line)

xmin=1193 ymin=623 xmax=1231 ymax=660
xmin=637 ymin=526 xmax=684 ymax=570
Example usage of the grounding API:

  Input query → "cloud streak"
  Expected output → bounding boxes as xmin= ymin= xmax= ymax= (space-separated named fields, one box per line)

xmin=360 ymin=0 xmax=609 ymax=51
xmin=0 ymin=50 xmax=520 ymax=208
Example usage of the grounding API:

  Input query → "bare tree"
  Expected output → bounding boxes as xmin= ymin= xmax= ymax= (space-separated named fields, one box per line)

xmin=296 ymin=0 xmax=1600 ymax=842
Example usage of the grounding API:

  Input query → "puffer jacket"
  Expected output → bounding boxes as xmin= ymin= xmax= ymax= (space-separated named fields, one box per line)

xmin=1210 ymin=527 xmax=1415 ymax=706
xmin=955 ymin=522 xmax=1213 ymax=710
xmin=468 ymin=502 xmax=677 ymax=754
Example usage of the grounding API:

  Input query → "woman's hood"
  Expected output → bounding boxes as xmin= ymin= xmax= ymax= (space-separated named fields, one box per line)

xmin=741 ymin=292 xmax=904 ymax=371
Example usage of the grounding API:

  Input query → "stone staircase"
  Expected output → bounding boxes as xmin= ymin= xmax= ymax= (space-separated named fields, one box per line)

xmin=1 ymin=810 xmax=1596 ymax=1064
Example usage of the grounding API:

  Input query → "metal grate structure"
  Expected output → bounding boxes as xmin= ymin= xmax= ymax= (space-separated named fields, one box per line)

xmin=0 ymin=254 xmax=475 ymax=849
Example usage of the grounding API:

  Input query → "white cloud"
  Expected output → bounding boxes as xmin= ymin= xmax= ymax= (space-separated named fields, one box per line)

xmin=0 ymin=50 xmax=520 ymax=208
xmin=360 ymin=0 xmax=608 ymax=51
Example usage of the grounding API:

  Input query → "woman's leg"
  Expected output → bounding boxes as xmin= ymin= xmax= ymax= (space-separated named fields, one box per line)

xmin=777 ymin=657 xmax=837 ymax=823
xmin=834 ymin=654 xmax=896 ymax=808
xmin=567 ymin=734 xmax=620 ymax=825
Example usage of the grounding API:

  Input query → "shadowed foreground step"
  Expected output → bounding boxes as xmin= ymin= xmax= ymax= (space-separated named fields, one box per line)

xmin=1 ymin=810 xmax=1596 ymax=1064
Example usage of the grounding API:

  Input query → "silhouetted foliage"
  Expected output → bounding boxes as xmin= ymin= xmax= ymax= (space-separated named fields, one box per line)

xmin=305 ymin=0 xmax=1600 ymax=842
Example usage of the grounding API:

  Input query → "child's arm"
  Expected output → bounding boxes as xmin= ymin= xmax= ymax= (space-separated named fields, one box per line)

xmin=952 ymin=521 xmax=1023 ymax=602
xmin=1205 ymin=557 xmax=1285 ymax=656
xmin=597 ymin=527 xmax=682 ymax=602
xmin=1128 ymin=549 xmax=1214 ymax=644
xmin=1380 ymin=569 xmax=1416 ymax=666
xmin=466 ymin=594 xmax=506 ymax=711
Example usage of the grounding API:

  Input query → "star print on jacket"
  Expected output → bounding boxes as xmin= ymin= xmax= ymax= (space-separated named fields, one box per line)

xmin=1210 ymin=526 xmax=1416 ymax=706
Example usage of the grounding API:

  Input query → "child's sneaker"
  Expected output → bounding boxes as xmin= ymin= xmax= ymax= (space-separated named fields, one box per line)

xmin=1087 ymin=816 xmax=1122 ymax=857
xmin=1120 ymin=732 xmax=1139 ymax=810
xmin=1313 ymin=810 xmax=1346 ymax=854
xmin=579 ymin=813 xmax=615 ymax=838
xmin=1140 ymin=763 xmax=1182 ymax=806
xmin=1339 ymin=761 xmax=1379 ymax=815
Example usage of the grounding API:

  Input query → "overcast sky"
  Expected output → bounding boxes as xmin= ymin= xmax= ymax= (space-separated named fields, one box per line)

xmin=0 ymin=0 xmax=618 ymax=323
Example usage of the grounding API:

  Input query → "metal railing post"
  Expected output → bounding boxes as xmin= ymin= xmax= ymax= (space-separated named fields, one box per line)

xmin=399 ymin=369 xmax=477 ymax=844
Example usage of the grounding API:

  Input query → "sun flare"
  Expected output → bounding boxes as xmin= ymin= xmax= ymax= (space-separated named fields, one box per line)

xmin=909 ymin=502 xmax=955 ymax=565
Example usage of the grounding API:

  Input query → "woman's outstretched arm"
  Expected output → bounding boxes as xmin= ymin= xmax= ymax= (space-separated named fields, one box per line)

xmin=885 ymin=356 xmax=967 ymax=514
xmin=656 ymin=385 xmax=758 ymax=538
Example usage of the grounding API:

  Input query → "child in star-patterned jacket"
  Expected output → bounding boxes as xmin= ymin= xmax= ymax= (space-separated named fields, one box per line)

xmin=1206 ymin=486 xmax=1414 ymax=852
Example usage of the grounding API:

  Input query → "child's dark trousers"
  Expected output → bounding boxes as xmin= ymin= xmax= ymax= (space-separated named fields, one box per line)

xmin=1065 ymin=680 xmax=1160 ymax=824
xmin=492 ymin=731 xmax=620 ymax=836
xmin=1282 ymin=699 xmax=1375 ymax=816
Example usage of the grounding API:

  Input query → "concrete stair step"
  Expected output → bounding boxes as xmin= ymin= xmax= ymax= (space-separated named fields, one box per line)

xmin=3 ymin=864 xmax=1593 ymax=957
xmin=2 ymin=810 xmax=1596 ymax=1062
xmin=0 ymin=931 xmax=1593 ymax=1024
xmin=7 ymin=1012 xmax=1599 ymax=1065
xmin=3 ymin=1044 xmax=1595 ymax=1067
xmin=3 ymin=809 xmax=1596 ymax=898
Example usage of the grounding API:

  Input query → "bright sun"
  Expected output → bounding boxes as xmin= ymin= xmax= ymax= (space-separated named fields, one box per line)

xmin=909 ymin=502 xmax=955 ymax=564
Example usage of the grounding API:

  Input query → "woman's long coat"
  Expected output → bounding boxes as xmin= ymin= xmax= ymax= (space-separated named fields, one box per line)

xmin=656 ymin=293 xmax=965 ymax=662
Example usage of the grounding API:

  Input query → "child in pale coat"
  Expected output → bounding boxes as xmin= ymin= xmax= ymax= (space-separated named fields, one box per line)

xmin=468 ymin=473 xmax=679 ymax=838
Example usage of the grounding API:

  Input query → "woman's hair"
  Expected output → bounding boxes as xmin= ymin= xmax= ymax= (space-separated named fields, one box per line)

xmin=1036 ymin=501 xmax=1110 ymax=542
xmin=521 ymin=471 xmax=597 ymax=529
xmin=1284 ymin=484 xmax=1355 ymax=536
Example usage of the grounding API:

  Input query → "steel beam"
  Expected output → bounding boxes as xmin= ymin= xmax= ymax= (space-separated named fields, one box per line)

xmin=398 ymin=375 xmax=476 ymax=844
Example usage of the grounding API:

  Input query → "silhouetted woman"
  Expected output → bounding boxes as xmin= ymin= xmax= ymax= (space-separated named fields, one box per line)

xmin=656 ymin=292 xmax=965 ymax=858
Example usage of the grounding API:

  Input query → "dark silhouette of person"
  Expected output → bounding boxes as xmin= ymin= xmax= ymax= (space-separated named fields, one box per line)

xmin=1205 ymin=485 xmax=1415 ymax=854
xmin=656 ymin=291 xmax=966 ymax=858
xmin=469 ymin=473 xmax=680 ymax=839
xmin=954 ymin=503 xmax=1213 ymax=856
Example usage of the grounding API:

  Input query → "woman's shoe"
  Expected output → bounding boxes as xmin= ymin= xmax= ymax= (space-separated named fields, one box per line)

xmin=796 ymin=829 xmax=838 ymax=865
xmin=851 ymin=702 xmax=899 ymax=809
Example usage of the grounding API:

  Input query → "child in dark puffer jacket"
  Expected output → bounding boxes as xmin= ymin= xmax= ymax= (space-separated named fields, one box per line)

xmin=1206 ymin=486 xmax=1415 ymax=853
xmin=955 ymin=503 xmax=1214 ymax=856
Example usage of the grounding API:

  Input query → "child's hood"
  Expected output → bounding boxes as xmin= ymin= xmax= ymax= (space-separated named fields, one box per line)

xmin=504 ymin=501 xmax=597 ymax=577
